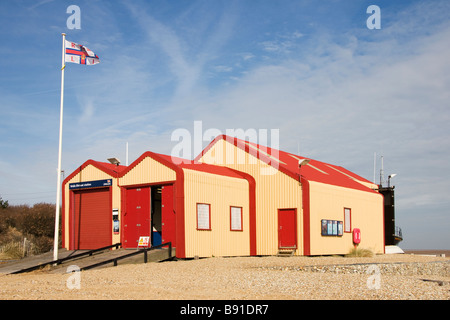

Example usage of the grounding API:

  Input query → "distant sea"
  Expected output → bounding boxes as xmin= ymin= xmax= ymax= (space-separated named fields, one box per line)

xmin=403 ymin=249 xmax=449 ymax=256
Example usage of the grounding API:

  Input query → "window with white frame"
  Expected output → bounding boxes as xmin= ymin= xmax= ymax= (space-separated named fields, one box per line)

xmin=230 ymin=206 xmax=243 ymax=231
xmin=197 ymin=203 xmax=211 ymax=230
xmin=344 ymin=208 xmax=351 ymax=233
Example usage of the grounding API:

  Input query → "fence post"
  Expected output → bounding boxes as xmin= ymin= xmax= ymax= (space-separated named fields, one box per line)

xmin=23 ymin=238 xmax=27 ymax=257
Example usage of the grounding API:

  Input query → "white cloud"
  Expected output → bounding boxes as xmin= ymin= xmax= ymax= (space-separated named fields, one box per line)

xmin=259 ymin=31 xmax=305 ymax=54
xmin=123 ymin=1 xmax=238 ymax=99
xmin=78 ymin=98 xmax=95 ymax=124
xmin=213 ymin=65 xmax=233 ymax=73
xmin=27 ymin=0 xmax=55 ymax=10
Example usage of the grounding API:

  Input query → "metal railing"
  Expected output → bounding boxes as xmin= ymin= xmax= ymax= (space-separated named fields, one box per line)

xmin=10 ymin=243 xmax=122 ymax=274
xmin=395 ymin=226 xmax=403 ymax=239
xmin=80 ymin=242 xmax=173 ymax=271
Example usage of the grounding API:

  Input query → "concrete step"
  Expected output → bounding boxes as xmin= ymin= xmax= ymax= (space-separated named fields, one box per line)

xmin=277 ymin=249 xmax=295 ymax=257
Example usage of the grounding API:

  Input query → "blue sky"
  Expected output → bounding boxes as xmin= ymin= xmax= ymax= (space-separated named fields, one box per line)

xmin=0 ymin=0 xmax=449 ymax=250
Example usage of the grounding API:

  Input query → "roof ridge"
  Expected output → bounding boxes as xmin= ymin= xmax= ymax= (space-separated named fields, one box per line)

xmin=198 ymin=135 xmax=378 ymax=193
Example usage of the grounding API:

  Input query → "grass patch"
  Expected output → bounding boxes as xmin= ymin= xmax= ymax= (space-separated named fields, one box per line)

xmin=0 ymin=242 xmax=25 ymax=260
xmin=345 ymin=247 xmax=374 ymax=257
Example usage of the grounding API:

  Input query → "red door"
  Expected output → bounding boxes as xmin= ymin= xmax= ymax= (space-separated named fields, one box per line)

xmin=161 ymin=184 xmax=176 ymax=247
xmin=123 ymin=187 xmax=151 ymax=248
xmin=278 ymin=209 xmax=297 ymax=248
xmin=72 ymin=188 xmax=111 ymax=250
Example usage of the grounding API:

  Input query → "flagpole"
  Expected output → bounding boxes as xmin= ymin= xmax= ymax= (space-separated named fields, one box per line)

xmin=53 ymin=33 xmax=66 ymax=262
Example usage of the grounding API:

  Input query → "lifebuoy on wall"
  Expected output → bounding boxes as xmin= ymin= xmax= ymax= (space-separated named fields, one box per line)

xmin=353 ymin=228 xmax=361 ymax=245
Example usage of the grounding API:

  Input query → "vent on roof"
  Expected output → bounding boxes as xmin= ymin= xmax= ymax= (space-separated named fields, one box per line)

xmin=107 ymin=157 xmax=121 ymax=166
xmin=298 ymin=158 xmax=310 ymax=166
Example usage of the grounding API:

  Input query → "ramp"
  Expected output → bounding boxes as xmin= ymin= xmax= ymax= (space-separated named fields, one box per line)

xmin=76 ymin=242 xmax=174 ymax=273
xmin=0 ymin=243 xmax=174 ymax=275
xmin=0 ymin=248 xmax=87 ymax=274
xmin=55 ymin=246 xmax=175 ymax=274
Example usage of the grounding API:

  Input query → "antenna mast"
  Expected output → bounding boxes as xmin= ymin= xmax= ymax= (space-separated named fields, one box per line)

xmin=373 ymin=152 xmax=376 ymax=184
xmin=379 ymin=155 xmax=384 ymax=187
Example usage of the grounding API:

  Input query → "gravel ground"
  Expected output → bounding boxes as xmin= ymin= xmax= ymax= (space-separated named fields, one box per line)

xmin=0 ymin=254 xmax=448 ymax=300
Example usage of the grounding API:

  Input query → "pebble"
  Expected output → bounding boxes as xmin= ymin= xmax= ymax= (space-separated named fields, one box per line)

xmin=0 ymin=254 xmax=448 ymax=300
xmin=261 ymin=260 xmax=449 ymax=277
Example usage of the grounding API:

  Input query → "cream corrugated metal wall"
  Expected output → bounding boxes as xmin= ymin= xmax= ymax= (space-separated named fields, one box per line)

xmin=63 ymin=164 xmax=121 ymax=248
xmin=198 ymin=139 xmax=303 ymax=256
xmin=119 ymin=156 xmax=176 ymax=186
xmin=308 ymin=181 xmax=384 ymax=255
xmin=183 ymin=168 xmax=250 ymax=258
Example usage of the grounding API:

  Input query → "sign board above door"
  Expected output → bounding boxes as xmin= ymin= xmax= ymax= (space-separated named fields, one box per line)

xmin=69 ymin=179 xmax=112 ymax=190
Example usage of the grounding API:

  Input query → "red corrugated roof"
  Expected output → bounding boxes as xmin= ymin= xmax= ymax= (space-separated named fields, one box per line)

xmin=196 ymin=135 xmax=378 ymax=193
xmin=91 ymin=161 xmax=128 ymax=174
xmin=62 ymin=159 xmax=127 ymax=187
xmin=68 ymin=136 xmax=377 ymax=192
xmin=155 ymin=153 xmax=248 ymax=180
xmin=86 ymin=151 xmax=246 ymax=181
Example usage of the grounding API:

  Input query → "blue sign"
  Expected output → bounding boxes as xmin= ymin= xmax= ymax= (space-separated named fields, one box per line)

xmin=69 ymin=179 xmax=112 ymax=190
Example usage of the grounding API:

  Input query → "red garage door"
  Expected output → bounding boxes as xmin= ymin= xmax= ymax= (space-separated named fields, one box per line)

xmin=72 ymin=188 xmax=111 ymax=250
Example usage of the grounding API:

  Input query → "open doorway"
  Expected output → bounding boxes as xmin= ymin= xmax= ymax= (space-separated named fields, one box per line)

xmin=151 ymin=184 xmax=176 ymax=247
xmin=151 ymin=186 xmax=162 ymax=246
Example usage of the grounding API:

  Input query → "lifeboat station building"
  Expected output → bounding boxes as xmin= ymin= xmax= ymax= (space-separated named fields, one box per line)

xmin=62 ymin=135 xmax=384 ymax=259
